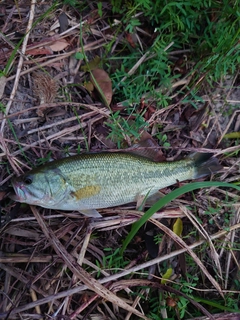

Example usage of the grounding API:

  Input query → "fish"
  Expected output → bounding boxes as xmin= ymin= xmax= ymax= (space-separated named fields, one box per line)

xmin=10 ymin=152 xmax=222 ymax=217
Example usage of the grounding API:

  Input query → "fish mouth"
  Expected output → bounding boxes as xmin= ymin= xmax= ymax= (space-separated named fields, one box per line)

xmin=10 ymin=180 xmax=51 ymax=205
xmin=10 ymin=181 xmax=27 ymax=202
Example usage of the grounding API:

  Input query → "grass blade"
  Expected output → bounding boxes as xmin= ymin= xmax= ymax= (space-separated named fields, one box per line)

xmin=121 ymin=181 xmax=240 ymax=253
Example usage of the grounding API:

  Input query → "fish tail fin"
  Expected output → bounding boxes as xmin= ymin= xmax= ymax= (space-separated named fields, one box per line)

xmin=191 ymin=153 xmax=222 ymax=179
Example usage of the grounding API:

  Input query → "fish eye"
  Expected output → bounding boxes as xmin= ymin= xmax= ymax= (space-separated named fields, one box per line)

xmin=24 ymin=176 xmax=32 ymax=185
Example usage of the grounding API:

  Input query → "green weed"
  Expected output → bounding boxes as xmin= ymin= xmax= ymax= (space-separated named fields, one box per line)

xmin=106 ymin=0 xmax=240 ymax=127
xmin=106 ymin=111 xmax=147 ymax=147
xmin=98 ymin=248 xmax=129 ymax=273
xmin=36 ymin=152 xmax=53 ymax=166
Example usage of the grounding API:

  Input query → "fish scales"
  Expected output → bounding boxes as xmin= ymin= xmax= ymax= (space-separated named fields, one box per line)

xmin=51 ymin=153 xmax=194 ymax=207
xmin=11 ymin=152 xmax=221 ymax=215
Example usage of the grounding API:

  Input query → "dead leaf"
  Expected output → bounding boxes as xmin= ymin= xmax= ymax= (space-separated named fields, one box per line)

xmin=161 ymin=268 xmax=173 ymax=284
xmin=58 ymin=12 xmax=68 ymax=33
xmin=224 ymin=132 xmax=240 ymax=139
xmin=84 ymin=81 xmax=94 ymax=93
xmin=188 ymin=103 xmax=209 ymax=132
xmin=166 ymin=297 xmax=177 ymax=308
xmin=90 ymin=68 xmax=112 ymax=105
xmin=49 ymin=39 xmax=69 ymax=52
xmin=173 ymin=218 xmax=183 ymax=237
xmin=26 ymin=47 xmax=53 ymax=55
xmin=125 ymin=32 xmax=136 ymax=48
xmin=81 ymin=56 xmax=101 ymax=72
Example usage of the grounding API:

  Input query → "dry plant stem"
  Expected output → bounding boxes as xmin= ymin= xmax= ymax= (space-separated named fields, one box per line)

xmin=215 ymin=144 xmax=240 ymax=157
xmin=216 ymin=110 xmax=240 ymax=146
xmin=0 ymin=209 xmax=185 ymax=233
xmin=2 ymin=269 xmax=11 ymax=313
xmin=0 ymin=255 xmax=61 ymax=263
xmin=6 ymin=39 xmax=106 ymax=82
xmin=202 ymin=112 xmax=220 ymax=147
xmin=0 ymin=0 xmax=36 ymax=134
xmin=30 ymin=205 xmax=149 ymax=320
xmin=0 ymin=113 xmax=108 ymax=161
xmin=125 ymin=288 xmax=145 ymax=320
xmin=69 ymin=294 xmax=100 ymax=319
xmin=179 ymin=204 xmax=222 ymax=279
xmin=29 ymin=289 xmax=41 ymax=316
xmin=186 ymin=312 xmax=240 ymax=320
xmin=0 ymin=263 xmax=52 ymax=299
xmin=221 ymin=158 xmax=240 ymax=181
xmin=148 ymin=216 xmax=224 ymax=297
xmin=2 ymin=4 xmax=16 ymax=33
xmin=1 ymin=222 xmax=240 ymax=318
xmin=0 ymin=102 xmax=109 ymax=121
xmin=224 ymin=206 xmax=240 ymax=290
xmin=77 ymin=226 xmax=92 ymax=266
xmin=0 ymin=104 xmax=109 ymax=164
xmin=0 ymin=132 xmax=23 ymax=174
xmin=102 ymin=301 xmax=119 ymax=320
xmin=109 ymin=280 xmax=214 ymax=320
xmin=26 ymin=111 xmax=98 ymax=134
xmin=226 ymin=71 xmax=239 ymax=100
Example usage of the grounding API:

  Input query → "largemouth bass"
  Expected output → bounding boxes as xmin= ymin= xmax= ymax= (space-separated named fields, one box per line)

xmin=11 ymin=152 xmax=221 ymax=217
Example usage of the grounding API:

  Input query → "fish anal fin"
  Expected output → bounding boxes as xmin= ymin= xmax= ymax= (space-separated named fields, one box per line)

xmin=79 ymin=209 xmax=102 ymax=218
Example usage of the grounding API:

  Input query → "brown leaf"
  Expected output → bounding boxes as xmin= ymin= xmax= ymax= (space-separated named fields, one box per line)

xmin=26 ymin=47 xmax=53 ymax=55
xmin=90 ymin=68 xmax=112 ymax=105
xmin=49 ymin=39 xmax=69 ymax=52
xmin=58 ymin=12 xmax=68 ymax=33
xmin=166 ymin=297 xmax=177 ymax=308
xmin=125 ymin=32 xmax=137 ymax=48
xmin=84 ymin=81 xmax=94 ymax=93
xmin=81 ymin=56 xmax=101 ymax=72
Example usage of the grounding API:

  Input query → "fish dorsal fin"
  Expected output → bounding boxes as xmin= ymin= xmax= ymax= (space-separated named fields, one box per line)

xmin=128 ymin=131 xmax=166 ymax=162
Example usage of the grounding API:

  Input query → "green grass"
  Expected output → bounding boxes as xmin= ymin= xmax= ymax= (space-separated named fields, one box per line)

xmin=121 ymin=181 xmax=240 ymax=253
xmin=92 ymin=0 xmax=240 ymax=143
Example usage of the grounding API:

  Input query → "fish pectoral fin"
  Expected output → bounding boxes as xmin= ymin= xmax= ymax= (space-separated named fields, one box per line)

xmin=79 ymin=209 xmax=102 ymax=218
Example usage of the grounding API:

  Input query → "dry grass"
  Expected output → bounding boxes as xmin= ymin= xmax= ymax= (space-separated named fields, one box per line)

xmin=0 ymin=1 xmax=240 ymax=319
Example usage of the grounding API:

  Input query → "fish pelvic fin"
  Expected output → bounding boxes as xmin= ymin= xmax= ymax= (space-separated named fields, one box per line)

xmin=191 ymin=153 xmax=222 ymax=179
